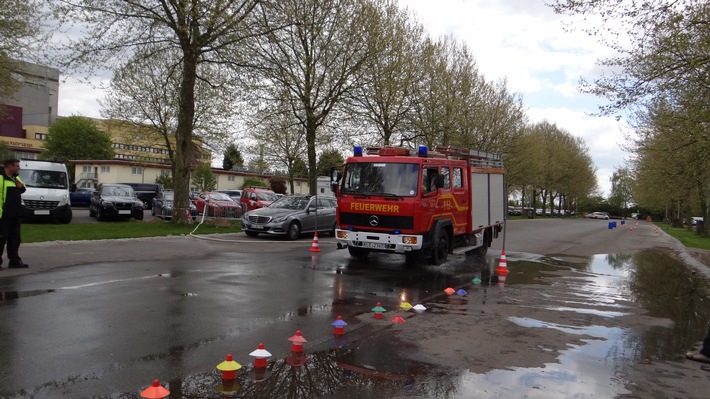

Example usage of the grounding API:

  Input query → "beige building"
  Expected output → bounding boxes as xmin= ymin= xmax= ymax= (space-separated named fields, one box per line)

xmin=70 ymin=159 xmax=310 ymax=194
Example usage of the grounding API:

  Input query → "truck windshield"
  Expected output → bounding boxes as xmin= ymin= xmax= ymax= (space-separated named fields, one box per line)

xmin=342 ymin=162 xmax=420 ymax=197
xmin=18 ymin=170 xmax=68 ymax=189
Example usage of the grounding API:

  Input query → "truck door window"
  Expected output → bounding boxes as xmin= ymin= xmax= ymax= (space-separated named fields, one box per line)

xmin=423 ymin=167 xmax=439 ymax=194
xmin=453 ymin=168 xmax=463 ymax=188
xmin=441 ymin=167 xmax=450 ymax=189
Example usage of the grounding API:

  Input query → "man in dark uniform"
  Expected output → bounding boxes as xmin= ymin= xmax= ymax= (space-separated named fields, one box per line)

xmin=0 ymin=158 xmax=28 ymax=269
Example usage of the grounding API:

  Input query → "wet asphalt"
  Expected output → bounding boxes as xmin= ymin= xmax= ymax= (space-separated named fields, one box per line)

xmin=0 ymin=217 xmax=708 ymax=398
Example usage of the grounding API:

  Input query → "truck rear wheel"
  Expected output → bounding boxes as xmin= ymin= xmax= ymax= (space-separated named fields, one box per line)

xmin=430 ymin=229 xmax=450 ymax=265
xmin=348 ymin=246 xmax=370 ymax=259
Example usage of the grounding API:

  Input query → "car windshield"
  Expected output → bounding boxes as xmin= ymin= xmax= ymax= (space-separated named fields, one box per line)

xmin=342 ymin=162 xmax=419 ymax=196
xmin=103 ymin=186 xmax=135 ymax=197
xmin=209 ymin=193 xmax=233 ymax=201
xmin=18 ymin=169 xmax=68 ymax=189
xmin=270 ymin=196 xmax=310 ymax=210
xmin=257 ymin=192 xmax=278 ymax=201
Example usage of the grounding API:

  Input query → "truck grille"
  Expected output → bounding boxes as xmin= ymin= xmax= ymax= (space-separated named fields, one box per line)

xmin=24 ymin=200 xmax=59 ymax=209
xmin=340 ymin=212 xmax=414 ymax=229
xmin=246 ymin=215 xmax=271 ymax=224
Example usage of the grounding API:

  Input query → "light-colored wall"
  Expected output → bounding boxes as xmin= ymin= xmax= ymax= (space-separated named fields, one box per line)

xmin=72 ymin=161 xmax=312 ymax=193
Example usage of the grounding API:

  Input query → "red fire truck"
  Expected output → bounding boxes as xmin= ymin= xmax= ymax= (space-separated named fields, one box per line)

xmin=330 ymin=145 xmax=506 ymax=265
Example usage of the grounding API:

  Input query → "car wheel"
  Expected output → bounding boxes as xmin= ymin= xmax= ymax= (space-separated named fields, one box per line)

xmin=287 ymin=222 xmax=301 ymax=240
xmin=245 ymin=231 xmax=259 ymax=237
xmin=135 ymin=211 xmax=144 ymax=221
xmin=58 ymin=214 xmax=72 ymax=224
xmin=430 ymin=228 xmax=450 ymax=265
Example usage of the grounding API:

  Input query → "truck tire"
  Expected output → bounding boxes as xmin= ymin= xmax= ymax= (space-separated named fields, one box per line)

xmin=430 ymin=228 xmax=450 ymax=265
xmin=348 ymin=246 xmax=370 ymax=259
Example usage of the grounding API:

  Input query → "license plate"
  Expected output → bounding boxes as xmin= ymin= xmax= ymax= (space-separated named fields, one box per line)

xmin=118 ymin=210 xmax=131 ymax=215
xmin=34 ymin=210 xmax=50 ymax=215
xmin=250 ymin=224 xmax=264 ymax=229
xmin=362 ymin=242 xmax=389 ymax=250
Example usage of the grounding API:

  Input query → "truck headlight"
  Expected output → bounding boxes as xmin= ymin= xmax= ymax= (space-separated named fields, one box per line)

xmin=336 ymin=230 xmax=348 ymax=239
xmin=59 ymin=194 xmax=69 ymax=206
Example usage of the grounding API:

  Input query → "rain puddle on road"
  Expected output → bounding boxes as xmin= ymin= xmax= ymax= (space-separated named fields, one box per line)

xmin=399 ymin=249 xmax=710 ymax=399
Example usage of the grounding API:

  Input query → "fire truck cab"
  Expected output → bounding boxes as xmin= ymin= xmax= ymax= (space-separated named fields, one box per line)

xmin=331 ymin=145 xmax=506 ymax=265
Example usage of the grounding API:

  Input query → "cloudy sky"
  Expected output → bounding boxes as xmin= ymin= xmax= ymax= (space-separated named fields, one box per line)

xmin=56 ymin=0 xmax=629 ymax=196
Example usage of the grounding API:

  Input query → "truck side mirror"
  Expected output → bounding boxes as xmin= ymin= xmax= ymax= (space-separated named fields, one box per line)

xmin=330 ymin=167 xmax=341 ymax=193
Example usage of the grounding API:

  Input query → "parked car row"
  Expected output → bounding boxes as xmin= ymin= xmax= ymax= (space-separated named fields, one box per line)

xmin=241 ymin=194 xmax=337 ymax=240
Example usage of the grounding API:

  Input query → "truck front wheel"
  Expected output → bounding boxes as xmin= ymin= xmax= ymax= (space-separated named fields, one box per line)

xmin=348 ymin=246 xmax=370 ymax=259
xmin=430 ymin=229 xmax=450 ymax=265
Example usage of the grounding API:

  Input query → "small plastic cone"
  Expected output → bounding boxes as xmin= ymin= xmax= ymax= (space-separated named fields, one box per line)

xmin=332 ymin=315 xmax=347 ymax=336
xmin=399 ymin=302 xmax=413 ymax=311
xmin=444 ymin=287 xmax=455 ymax=295
xmin=391 ymin=315 xmax=406 ymax=324
xmin=310 ymin=232 xmax=321 ymax=252
xmin=140 ymin=379 xmax=170 ymax=399
xmin=413 ymin=304 xmax=426 ymax=312
xmin=288 ymin=330 xmax=307 ymax=352
xmin=371 ymin=302 xmax=386 ymax=319
xmin=496 ymin=249 xmax=509 ymax=280
xmin=216 ymin=353 xmax=242 ymax=380
xmin=249 ymin=343 xmax=272 ymax=368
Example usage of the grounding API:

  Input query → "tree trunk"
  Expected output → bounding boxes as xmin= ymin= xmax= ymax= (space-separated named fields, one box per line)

xmin=306 ymin=116 xmax=317 ymax=195
xmin=172 ymin=51 xmax=198 ymax=223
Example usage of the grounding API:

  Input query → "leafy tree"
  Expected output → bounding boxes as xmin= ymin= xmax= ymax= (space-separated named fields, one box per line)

xmin=191 ymin=162 xmax=216 ymax=193
xmin=293 ymin=158 xmax=308 ymax=179
xmin=51 ymin=0 xmax=262 ymax=223
xmin=608 ymin=167 xmax=634 ymax=216
xmin=155 ymin=173 xmax=173 ymax=190
xmin=316 ymin=150 xmax=345 ymax=177
xmin=0 ymin=0 xmax=45 ymax=106
xmin=43 ymin=116 xmax=114 ymax=181
xmin=246 ymin=0 xmax=374 ymax=194
xmin=222 ymin=144 xmax=244 ymax=171
xmin=348 ymin=0 xmax=424 ymax=146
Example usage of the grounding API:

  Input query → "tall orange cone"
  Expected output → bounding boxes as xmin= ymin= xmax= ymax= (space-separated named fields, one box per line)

xmin=310 ymin=232 xmax=321 ymax=252
xmin=496 ymin=249 xmax=509 ymax=285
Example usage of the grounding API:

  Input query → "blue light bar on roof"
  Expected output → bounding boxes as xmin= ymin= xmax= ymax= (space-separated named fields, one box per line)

xmin=418 ymin=146 xmax=428 ymax=158
xmin=353 ymin=146 xmax=363 ymax=157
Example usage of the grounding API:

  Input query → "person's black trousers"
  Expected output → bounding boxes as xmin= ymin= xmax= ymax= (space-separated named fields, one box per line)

xmin=0 ymin=217 xmax=22 ymax=264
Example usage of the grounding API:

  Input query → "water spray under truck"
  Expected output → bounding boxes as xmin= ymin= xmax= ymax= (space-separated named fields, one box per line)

xmin=330 ymin=145 xmax=506 ymax=265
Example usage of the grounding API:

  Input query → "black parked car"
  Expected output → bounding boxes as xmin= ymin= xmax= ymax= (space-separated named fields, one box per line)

xmin=118 ymin=183 xmax=162 ymax=210
xmin=90 ymin=183 xmax=144 ymax=221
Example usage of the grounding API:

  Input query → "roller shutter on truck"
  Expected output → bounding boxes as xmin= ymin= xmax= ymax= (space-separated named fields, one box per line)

xmin=470 ymin=171 xmax=506 ymax=230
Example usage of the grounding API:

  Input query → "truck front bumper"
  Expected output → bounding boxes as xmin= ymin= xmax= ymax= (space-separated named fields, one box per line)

xmin=335 ymin=229 xmax=423 ymax=253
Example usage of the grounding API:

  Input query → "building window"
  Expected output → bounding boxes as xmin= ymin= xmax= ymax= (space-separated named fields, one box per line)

xmin=228 ymin=175 xmax=235 ymax=182
xmin=101 ymin=166 xmax=110 ymax=174
xmin=296 ymin=182 xmax=301 ymax=187
xmin=34 ymin=133 xmax=47 ymax=140
xmin=82 ymin=165 xmax=91 ymax=173
xmin=132 ymin=167 xmax=142 ymax=175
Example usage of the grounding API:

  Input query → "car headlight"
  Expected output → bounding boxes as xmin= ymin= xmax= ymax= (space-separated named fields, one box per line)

xmin=59 ymin=194 xmax=69 ymax=206
xmin=102 ymin=201 xmax=113 ymax=206
xmin=273 ymin=215 xmax=288 ymax=223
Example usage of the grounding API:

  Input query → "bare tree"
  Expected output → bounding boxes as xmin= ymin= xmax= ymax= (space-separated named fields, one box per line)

xmin=246 ymin=0 xmax=374 ymax=195
xmin=49 ymin=0 xmax=262 ymax=223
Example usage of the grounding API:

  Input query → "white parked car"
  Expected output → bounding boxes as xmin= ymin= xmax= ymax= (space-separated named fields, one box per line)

xmin=588 ymin=212 xmax=610 ymax=220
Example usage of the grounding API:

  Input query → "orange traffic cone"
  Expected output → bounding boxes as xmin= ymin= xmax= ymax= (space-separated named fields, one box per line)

xmin=140 ymin=379 xmax=170 ymax=399
xmin=496 ymin=249 xmax=509 ymax=285
xmin=310 ymin=232 xmax=321 ymax=252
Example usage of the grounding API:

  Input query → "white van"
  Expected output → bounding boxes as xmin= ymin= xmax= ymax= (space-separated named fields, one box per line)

xmin=18 ymin=160 xmax=73 ymax=224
